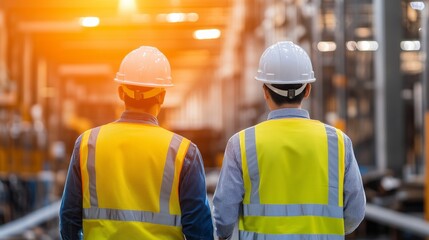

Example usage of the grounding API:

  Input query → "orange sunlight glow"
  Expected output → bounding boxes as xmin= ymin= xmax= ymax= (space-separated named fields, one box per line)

xmin=193 ymin=29 xmax=221 ymax=40
xmin=118 ymin=0 xmax=138 ymax=15
xmin=79 ymin=17 xmax=100 ymax=27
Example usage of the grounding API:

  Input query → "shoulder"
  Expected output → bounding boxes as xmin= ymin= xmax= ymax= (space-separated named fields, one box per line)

xmin=323 ymin=123 xmax=350 ymax=138
xmin=225 ymin=126 xmax=257 ymax=151
xmin=168 ymin=131 xmax=199 ymax=157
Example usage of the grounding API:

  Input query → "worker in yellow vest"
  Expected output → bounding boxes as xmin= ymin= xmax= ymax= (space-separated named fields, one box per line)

xmin=60 ymin=46 xmax=214 ymax=239
xmin=213 ymin=41 xmax=366 ymax=239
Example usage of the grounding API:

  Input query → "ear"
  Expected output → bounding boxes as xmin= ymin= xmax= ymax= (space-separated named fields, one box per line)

xmin=118 ymin=86 xmax=125 ymax=100
xmin=262 ymin=84 xmax=276 ymax=110
xmin=262 ymin=84 xmax=269 ymax=101
xmin=304 ymin=84 xmax=312 ymax=98
xmin=157 ymin=90 xmax=166 ymax=105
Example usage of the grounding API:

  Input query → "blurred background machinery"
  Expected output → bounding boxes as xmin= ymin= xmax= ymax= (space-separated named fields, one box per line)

xmin=0 ymin=0 xmax=429 ymax=239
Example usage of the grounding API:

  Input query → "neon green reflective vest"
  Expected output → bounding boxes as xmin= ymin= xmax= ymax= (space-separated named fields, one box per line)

xmin=238 ymin=118 xmax=346 ymax=239
xmin=80 ymin=121 xmax=190 ymax=239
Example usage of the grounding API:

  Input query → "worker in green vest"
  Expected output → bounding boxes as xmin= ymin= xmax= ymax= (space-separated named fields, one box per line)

xmin=60 ymin=46 xmax=213 ymax=239
xmin=213 ymin=41 xmax=366 ymax=240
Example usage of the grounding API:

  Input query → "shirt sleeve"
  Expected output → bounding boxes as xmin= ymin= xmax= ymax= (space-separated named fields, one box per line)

xmin=59 ymin=135 xmax=83 ymax=240
xmin=179 ymin=143 xmax=214 ymax=240
xmin=343 ymin=135 xmax=366 ymax=234
xmin=212 ymin=134 xmax=244 ymax=239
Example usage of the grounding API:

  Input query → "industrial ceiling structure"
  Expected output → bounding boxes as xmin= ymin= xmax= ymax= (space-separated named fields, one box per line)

xmin=0 ymin=0 xmax=232 ymax=108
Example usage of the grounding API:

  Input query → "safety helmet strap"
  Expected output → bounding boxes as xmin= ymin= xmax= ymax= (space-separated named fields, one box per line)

xmin=265 ymin=83 xmax=307 ymax=99
xmin=122 ymin=85 xmax=165 ymax=100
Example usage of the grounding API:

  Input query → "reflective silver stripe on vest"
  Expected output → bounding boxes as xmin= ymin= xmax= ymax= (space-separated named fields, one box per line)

xmin=159 ymin=134 xmax=183 ymax=213
xmin=83 ymin=207 xmax=181 ymax=226
xmin=87 ymin=127 xmax=101 ymax=207
xmin=244 ymin=127 xmax=260 ymax=204
xmin=85 ymin=128 xmax=182 ymax=225
xmin=242 ymin=204 xmax=343 ymax=218
xmin=239 ymin=231 xmax=344 ymax=240
xmin=325 ymin=125 xmax=339 ymax=206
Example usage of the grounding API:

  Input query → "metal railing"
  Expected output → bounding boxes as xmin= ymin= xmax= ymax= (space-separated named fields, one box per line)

xmin=0 ymin=200 xmax=61 ymax=238
xmin=365 ymin=203 xmax=429 ymax=237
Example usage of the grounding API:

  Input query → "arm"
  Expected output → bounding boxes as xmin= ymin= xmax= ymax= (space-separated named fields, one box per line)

xmin=213 ymin=135 xmax=244 ymax=239
xmin=343 ymin=135 xmax=366 ymax=234
xmin=59 ymin=136 xmax=83 ymax=240
xmin=179 ymin=143 xmax=214 ymax=240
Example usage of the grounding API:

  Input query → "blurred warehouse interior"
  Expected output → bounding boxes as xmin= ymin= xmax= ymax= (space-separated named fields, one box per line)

xmin=0 ymin=0 xmax=429 ymax=239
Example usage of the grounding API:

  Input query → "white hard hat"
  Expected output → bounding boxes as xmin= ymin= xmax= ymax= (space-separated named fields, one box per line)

xmin=255 ymin=41 xmax=315 ymax=84
xmin=114 ymin=46 xmax=173 ymax=87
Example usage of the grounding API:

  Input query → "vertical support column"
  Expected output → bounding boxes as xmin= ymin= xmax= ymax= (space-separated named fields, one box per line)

xmin=36 ymin=58 xmax=47 ymax=105
xmin=421 ymin=2 xmax=429 ymax=221
xmin=310 ymin=0 xmax=324 ymax=121
xmin=373 ymin=0 xmax=404 ymax=175
xmin=23 ymin=34 xmax=33 ymax=108
xmin=334 ymin=0 xmax=346 ymax=131
xmin=220 ymin=0 xmax=245 ymax=141
xmin=0 ymin=10 xmax=7 ymax=86
xmin=0 ymin=10 xmax=7 ymax=175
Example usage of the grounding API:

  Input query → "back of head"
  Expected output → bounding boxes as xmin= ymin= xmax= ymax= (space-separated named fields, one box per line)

xmin=255 ymin=41 xmax=315 ymax=104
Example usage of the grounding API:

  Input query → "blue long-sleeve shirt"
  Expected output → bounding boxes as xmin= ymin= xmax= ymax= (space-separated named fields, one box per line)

xmin=212 ymin=108 xmax=366 ymax=239
xmin=59 ymin=111 xmax=214 ymax=240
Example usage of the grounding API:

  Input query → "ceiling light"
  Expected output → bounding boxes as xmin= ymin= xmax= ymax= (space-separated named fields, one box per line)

xmin=186 ymin=13 xmax=199 ymax=22
xmin=118 ymin=0 xmax=138 ymax=14
xmin=346 ymin=41 xmax=357 ymax=51
xmin=193 ymin=29 xmax=221 ymax=40
xmin=356 ymin=41 xmax=378 ymax=51
xmin=79 ymin=17 xmax=99 ymax=27
xmin=156 ymin=12 xmax=199 ymax=23
xmin=317 ymin=41 xmax=336 ymax=52
xmin=401 ymin=40 xmax=421 ymax=51
xmin=166 ymin=13 xmax=186 ymax=23
xmin=410 ymin=1 xmax=425 ymax=10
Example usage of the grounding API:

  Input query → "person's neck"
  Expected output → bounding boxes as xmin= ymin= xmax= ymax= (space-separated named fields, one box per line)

xmin=125 ymin=105 xmax=160 ymax=117
xmin=270 ymin=103 xmax=301 ymax=110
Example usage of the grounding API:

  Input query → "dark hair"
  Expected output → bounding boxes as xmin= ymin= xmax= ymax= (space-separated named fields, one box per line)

xmin=121 ymin=85 xmax=161 ymax=109
xmin=264 ymin=84 xmax=306 ymax=105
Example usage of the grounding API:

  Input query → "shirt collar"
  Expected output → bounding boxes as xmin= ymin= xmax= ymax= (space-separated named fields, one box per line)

xmin=117 ymin=110 xmax=159 ymax=125
xmin=267 ymin=108 xmax=310 ymax=120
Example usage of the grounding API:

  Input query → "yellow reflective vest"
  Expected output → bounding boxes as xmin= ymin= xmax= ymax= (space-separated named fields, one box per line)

xmin=238 ymin=118 xmax=345 ymax=239
xmin=79 ymin=121 xmax=190 ymax=239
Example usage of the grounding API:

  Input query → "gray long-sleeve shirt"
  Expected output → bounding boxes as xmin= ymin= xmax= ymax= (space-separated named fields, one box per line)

xmin=212 ymin=108 xmax=366 ymax=239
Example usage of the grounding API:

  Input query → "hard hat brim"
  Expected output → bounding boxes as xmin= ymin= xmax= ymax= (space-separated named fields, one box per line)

xmin=114 ymin=78 xmax=174 ymax=88
xmin=254 ymin=76 xmax=316 ymax=84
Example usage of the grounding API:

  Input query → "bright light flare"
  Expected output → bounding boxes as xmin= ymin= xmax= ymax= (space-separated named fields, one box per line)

xmin=157 ymin=13 xmax=199 ymax=23
xmin=79 ymin=17 xmax=100 ymax=27
xmin=166 ymin=13 xmax=186 ymax=23
xmin=119 ymin=0 xmax=138 ymax=14
xmin=346 ymin=41 xmax=378 ymax=51
xmin=193 ymin=29 xmax=221 ymax=40
xmin=186 ymin=13 xmax=199 ymax=22
xmin=346 ymin=41 xmax=357 ymax=51
xmin=317 ymin=41 xmax=337 ymax=52
xmin=357 ymin=41 xmax=378 ymax=51
xmin=410 ymin=1 xmax=425 ymax=10
xmin=401 ymin=40 xmax=421 ymax=51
